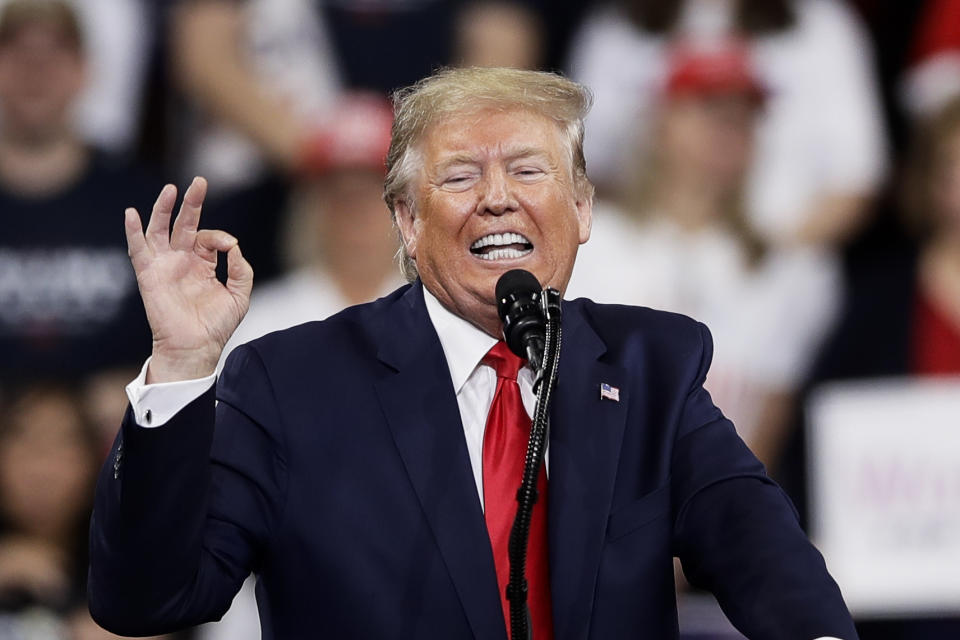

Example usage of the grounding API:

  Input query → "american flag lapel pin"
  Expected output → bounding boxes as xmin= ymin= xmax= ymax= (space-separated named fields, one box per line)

xmin=600 ymin=382 xmax=620 ymax=402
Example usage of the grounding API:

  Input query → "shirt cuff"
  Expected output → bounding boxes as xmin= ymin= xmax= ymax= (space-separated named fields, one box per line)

xmin=125 ymin=357 xmax=216 ymax=428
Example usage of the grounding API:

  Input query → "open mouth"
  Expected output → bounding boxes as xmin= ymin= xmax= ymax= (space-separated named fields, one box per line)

xmin=469 ymin=232 xmax=534 ymax=261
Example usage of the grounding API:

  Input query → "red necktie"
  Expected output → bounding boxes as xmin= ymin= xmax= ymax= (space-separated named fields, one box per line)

xmin=482 ymin=341 xmax=553 ymax=639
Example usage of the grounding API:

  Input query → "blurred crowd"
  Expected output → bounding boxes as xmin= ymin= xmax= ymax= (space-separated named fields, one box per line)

xmin=1 ymin=0 xmax=959 ymax=639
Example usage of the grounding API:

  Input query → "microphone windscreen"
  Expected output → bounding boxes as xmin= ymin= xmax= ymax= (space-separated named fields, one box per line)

xmin=496 ymin=269 xmax=541 ymax=319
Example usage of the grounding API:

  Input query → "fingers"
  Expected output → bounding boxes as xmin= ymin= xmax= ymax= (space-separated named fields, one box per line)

xmin=195 ymin=229 xmax=254 ymax=302
xmin=225 ymin=244 xmax=254 ymax=302
xmin=144 ymin=184 xmax=178 ymax=248
xmin=170 ymin=176 xmax=208 ymax=250
xmin=195 ymin=229 xmax=236 ymax=266
xmin=124 ymin=208 xmax=151 ymax=273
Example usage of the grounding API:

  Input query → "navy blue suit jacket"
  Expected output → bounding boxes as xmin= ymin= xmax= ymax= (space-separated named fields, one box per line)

xmin=89 ymin=283 xmax=857 ymax=639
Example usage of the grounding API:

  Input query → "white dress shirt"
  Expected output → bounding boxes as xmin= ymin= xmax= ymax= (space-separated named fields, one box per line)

xmin=125 ymin=287 xmax=538 ymax=508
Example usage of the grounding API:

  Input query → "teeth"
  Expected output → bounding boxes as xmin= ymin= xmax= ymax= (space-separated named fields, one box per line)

xmin=470 ymin=232 xmax=531 ymax=249
xmin=476 ymin=247 xmax=533 ymax=261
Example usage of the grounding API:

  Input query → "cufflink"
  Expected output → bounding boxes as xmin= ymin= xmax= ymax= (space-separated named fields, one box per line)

xmin=144 ymin=409 xmax=152 ymax=425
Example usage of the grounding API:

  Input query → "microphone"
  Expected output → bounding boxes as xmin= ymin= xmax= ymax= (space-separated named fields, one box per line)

xmin=496 ymin=268 xmax=563 ymax=640
xmin=496 ymin=269 xmax=545 ymax=370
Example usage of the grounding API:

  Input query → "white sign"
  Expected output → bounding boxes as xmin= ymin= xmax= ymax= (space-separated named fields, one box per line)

xmin=808 ymin=377 xmax=960 ymax=618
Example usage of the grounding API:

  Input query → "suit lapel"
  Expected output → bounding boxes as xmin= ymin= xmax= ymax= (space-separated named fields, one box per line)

xmin=548 ymin=303 xmax=629 ymax=640
xmin=372 ymin=283 xmax=507 ymax=640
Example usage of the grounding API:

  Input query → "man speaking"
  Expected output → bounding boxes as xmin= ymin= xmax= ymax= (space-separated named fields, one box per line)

xmin=89 ymin=67 xmax=857 ymax=640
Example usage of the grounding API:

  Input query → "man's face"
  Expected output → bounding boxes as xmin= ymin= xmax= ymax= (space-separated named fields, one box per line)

xmin=0 ymin=22 xmax=85 ymax=141
xmin=395 ymin=108 xmax=592 ymax=336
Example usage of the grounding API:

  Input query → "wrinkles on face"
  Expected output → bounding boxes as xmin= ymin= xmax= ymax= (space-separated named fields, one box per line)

xmin=397 ymin=108 xmax=592 ymax=337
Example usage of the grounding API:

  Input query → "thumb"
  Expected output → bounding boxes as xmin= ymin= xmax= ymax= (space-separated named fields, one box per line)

xmin=225 ymin=244 xmax=254 ymax=302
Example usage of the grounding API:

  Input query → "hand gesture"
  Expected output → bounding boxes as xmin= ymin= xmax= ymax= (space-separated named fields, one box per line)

xmin=125 ymin=177 xmax=253 ymax=383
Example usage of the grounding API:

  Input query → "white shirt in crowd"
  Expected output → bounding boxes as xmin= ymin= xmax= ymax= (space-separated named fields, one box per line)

xmin=567 ymin=203 xmax=839 ymax=445
xmin=567 ymin=0 xmax=887 ymax=243
xmin=185 ymin=0 xmax=342 ymax=189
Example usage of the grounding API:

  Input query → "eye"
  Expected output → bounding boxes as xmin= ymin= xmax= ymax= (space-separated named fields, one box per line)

xmin=441 ymin=172 xmax=479 ymax=191
xmin=513 ymin=166 xmax=546 ymax=181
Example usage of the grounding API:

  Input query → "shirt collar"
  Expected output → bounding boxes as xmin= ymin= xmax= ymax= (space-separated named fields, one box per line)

xmin=422 ymin=285 xmax=498 ymax=394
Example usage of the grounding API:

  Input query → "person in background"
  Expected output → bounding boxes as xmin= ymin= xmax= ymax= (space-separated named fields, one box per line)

xmin=0 ymin=384 xmax=175 ymax=640
xmin=168 ymin=0 xmax=545 ymax=191
xmin=0 ymin=384 xmax=95 ymax=636
xmin=220 ymin=93 xmax=402 ymax=362
xmin=0 ymin=0 xmax=153 ymax=156
xmin=792 ymin=93 xmax=960 ymax=640
xmin=0 ymin=0 xmax=158 ymax=383
xmin=568 ymin=0 xmax=886 ymax=250
xmin=814 ymin=94 xmax=960 ymax=392
xmin=899 ymin=96 xmax=960 ymax=377
xmin=901 ymin=0 xmax=960 ymax=120
xmin=568 ymin=41 xmax=839 ymax=472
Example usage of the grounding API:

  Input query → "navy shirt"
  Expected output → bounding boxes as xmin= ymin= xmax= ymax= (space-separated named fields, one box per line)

xmin=0 ymin=150 xmax=159 ymax=380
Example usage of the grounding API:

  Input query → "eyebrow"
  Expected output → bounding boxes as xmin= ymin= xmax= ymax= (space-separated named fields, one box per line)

xmin=503 ymin=145 xmax=551 ymax=161
xmin=435 ymin=153 xmax=480 ymax=172
xmin=433 ymin=146 xmax=551 ymax=172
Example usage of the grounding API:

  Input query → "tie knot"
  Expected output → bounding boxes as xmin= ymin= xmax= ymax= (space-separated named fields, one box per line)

xmin=483 ymin=341 xmax=524 ymax=381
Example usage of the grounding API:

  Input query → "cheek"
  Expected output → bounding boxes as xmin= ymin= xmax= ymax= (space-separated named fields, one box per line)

xmin=418 ymin=195 xmax=474 ymax=249
xmin=0 ymin=448 xmax=33 ymax=514
xmin=661 ymin=110 xmax=703 ymax=159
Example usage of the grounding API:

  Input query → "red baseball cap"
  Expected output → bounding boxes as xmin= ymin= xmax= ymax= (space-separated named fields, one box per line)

xmin=299 ymin=92 xmax=394 ymax=175
xmin=664 ymin=40 xmax=767 ymax=104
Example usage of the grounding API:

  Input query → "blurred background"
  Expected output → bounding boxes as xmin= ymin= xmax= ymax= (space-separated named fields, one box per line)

xmin=0 ymin=0 xmax=958 ymax=638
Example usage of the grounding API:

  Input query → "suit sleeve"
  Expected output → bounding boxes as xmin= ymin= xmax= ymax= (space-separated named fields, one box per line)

xmin=671 ymin=323 xmax=858 ymax=640
xmin=88 ymin=344 xmax=287 ymax=636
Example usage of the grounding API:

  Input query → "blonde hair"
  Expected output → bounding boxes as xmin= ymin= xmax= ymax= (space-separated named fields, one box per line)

xmin=384 ymin=66 xmax=594 ymax=281
xmin=902 ymin=95 xmax=960 ymax=237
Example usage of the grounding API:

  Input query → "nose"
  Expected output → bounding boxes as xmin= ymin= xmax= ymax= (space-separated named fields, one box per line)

xmin=476 ymin=167 xmax=518 ymax=216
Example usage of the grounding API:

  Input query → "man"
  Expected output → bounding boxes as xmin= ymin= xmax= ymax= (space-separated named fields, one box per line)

xmin=0 ymin=0 xmax=156 ymax=381
xmin=89 ymin=67 xmax=857 ymax=639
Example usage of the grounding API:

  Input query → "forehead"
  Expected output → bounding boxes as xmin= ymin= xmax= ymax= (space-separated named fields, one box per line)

xmin=0 ymin=19 xmax=78 ymax=48
xmin=418 ymin=107 xmax=565 ymax=164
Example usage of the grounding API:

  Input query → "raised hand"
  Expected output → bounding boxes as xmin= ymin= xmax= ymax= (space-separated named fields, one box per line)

xmin=125 ymin=177 xmax=253 ymax=383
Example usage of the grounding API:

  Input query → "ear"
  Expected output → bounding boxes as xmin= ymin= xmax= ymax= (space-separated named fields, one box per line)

xmin=575 ymin=194 xmax=593 ymax=245
xmin=394 ymin=200 xmax=419 ymax=259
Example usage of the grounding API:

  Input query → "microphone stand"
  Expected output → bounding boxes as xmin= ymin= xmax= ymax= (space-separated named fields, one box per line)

xmin=507 ymin=288 xmax=562 ymax=640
